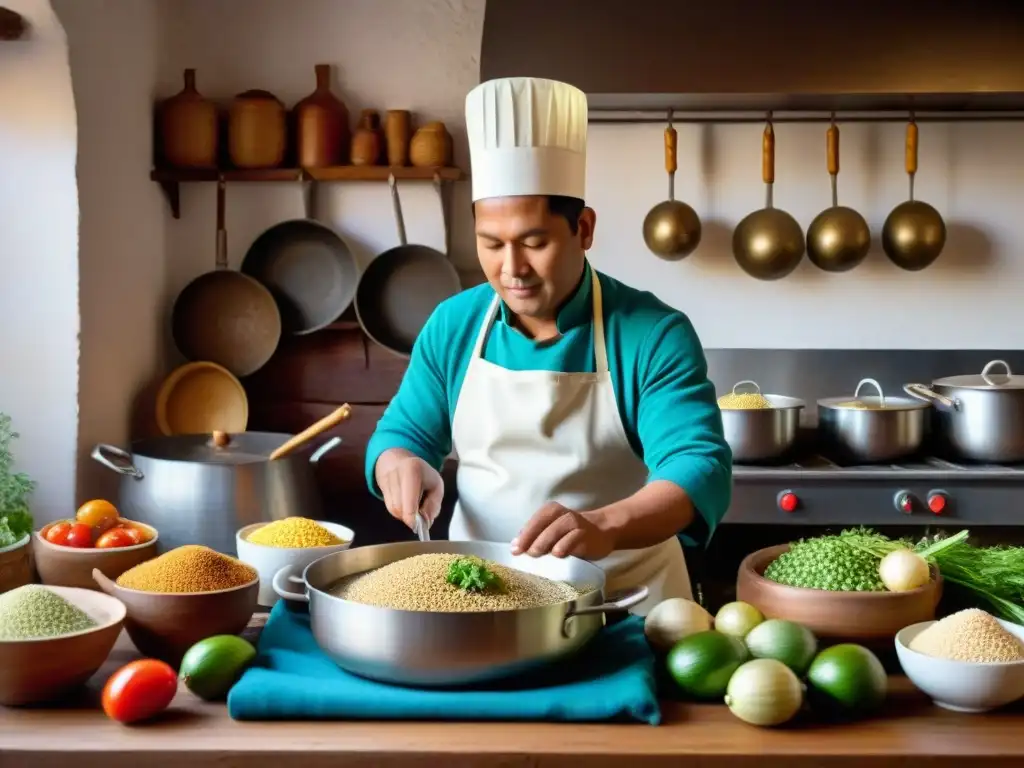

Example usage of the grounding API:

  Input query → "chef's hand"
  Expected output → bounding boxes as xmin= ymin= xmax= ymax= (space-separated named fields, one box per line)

xmin=378 ymin=454 xmax=444 ymax=532
xmin=511 ymin=502 xmax=616 ymax=561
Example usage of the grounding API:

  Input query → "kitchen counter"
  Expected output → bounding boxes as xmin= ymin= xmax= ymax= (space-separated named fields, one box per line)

xmin=2 ymin=628 xmax=1023 ymax=768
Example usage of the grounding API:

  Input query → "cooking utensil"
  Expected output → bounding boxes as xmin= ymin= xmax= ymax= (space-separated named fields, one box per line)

xmin=241 ymin=181 xmax=360 ymax=335
xmin=354 ymin=175 xmax=462 ymax=358
xmin=154 ymin=360 xmax=248 ymax=437
xmin=90 ymin=433 xmax=344 ymax=555
xmin=904 ymin=360 xmax=1024 ymax=463
xmin=269 ymin=404 xmax=352 ymax=460
xmin=271 ymin=540 xmax=648 ymax=687
xmin=92 ymin=568 xmax=258 ymax=668
xmin=882 ymin=117 xmax=947 ymax=271
xmin=413 ymin=513 xmax=431 ymax=542
xmin=818 ymin=378 xmax=929 ymax=463
xmin=733 ymin=118 xmax=805 ymax=280
xmin=738 ymin=545 xmax=941 ymax=650
xmin=642 ymin=112 xmax=701 ymax=260
xmin=170 ymin=180 xmax=282 ymax=377
xmin=720 ymin=380 xmax=805 ymax=463
xmin=806 ymin=117 xmax=871 ymax=272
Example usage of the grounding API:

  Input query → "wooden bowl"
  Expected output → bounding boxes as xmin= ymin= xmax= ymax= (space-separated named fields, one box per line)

xmin=736 ymin=544 xmax=942 ymax=648
xmin=91 ymin=568 xmax=258 ymax=668
xmin=0 ymin=535 xmax=33 ymax=594
xmin=0 ymin=585 xmax=125 ymax=706
xmin=33 ymin=522 xmax=159 ymax=590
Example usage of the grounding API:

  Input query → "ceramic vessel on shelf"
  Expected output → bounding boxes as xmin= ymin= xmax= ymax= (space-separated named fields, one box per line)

xmin=158 ymin=68 xmax=218 ymax=169
xmin=350 ymin=109 xmax=384 ymax=166
xmin=410 ymin=121 xmax=452 ymax=167
xmin=294 ymin=64 xmax=350 ymax=168
xmin=228 ymin=89 xmax=287 ymax=169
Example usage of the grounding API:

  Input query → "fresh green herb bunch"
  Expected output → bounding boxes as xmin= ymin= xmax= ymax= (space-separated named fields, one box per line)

xmin=0 ymin=414 xmax=34 ymax=549
xmin=763 ymin=528 xmax=907 ymax=592
xmin=445 ymin=556 xmax=502 ymax=593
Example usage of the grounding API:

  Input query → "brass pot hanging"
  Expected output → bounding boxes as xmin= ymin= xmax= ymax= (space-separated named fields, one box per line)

xmin=807 ymin=117 xmax=871 ymax=272
xmin=732 ymin=119 xmax=805 ymax=280
xmin=881 ymin=117 xmax=947 ymax=271
xmin=642 ymin=113 xmax=701 ymax=260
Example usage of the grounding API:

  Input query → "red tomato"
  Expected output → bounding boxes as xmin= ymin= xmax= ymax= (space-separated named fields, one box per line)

xmin=64 ymin=522 xmax=94 ymax=548
xmin=43 ymin=521 xmax=73 ymax=546
xmin=119 ymin=525 xmax=149 ymax=545
xmin=95 ymin=528 xmax=135 ymax=549
xmin=102 ymin=659 xmax=178 ymax=724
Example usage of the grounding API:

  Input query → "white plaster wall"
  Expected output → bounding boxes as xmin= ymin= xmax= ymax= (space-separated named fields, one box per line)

xmin=158 ymin=0 xmax=1024 ymax=351
xmin=0 ymin=0 xmax=79 ymax=522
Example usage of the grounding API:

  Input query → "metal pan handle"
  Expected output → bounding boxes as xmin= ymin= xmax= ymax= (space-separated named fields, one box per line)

xmin=215 ymin=179 xmax=227 ymax=271
xmin=566 ymin=585 xmax=649 ymax=618
xmin=388 ymin=174 xmax=408 ymax=246
xmin=433 ymin=173 xmax=450 ymax=258
xmin=272 ymin=564 xmax=310 ymax=604
xmin=904 ymin=383 xmax=959 ymax=411
xmin=91 ymin=444 xmax=143 ymax=480
xmin=854 ymin=377 xmax=885 ymax=407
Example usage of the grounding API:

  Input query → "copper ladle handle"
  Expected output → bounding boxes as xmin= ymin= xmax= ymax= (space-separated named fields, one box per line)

xmin=664 ymin=122 xmax=678 ymax=200
xmin=269 ymin=404 xmax=352 ymax=461
xmin=826 ymin=121 xmax=839 ymax=206
xmin=905 ymin=119 xmax=919 ymax=200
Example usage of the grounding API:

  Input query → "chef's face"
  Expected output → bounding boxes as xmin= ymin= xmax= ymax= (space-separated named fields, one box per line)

xmin=474 ymin=195 xmax=596 ymax=321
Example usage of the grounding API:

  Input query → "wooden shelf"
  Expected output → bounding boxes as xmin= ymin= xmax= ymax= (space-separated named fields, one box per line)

xmin=151 ymin=165 xmax=466 ymax=218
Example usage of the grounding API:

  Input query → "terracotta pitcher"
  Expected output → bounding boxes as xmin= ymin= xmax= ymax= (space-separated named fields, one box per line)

xmin=294 ymin=64 xmax=350 ymax=168
xmin=159 ymin=69 xmax=218 ymax=169
xmin=350 ymin=110 xmax=384 ymax=166
xmin=228 ymin=90 xmax=287 ymax=169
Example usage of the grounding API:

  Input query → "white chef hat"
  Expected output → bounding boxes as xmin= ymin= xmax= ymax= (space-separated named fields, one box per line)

xmin=465 ymin=77 xmax=588 ymax=202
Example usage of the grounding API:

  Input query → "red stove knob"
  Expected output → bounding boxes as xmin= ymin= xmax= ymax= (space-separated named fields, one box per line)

xmin=894 ymin=491 xmax=914 ymax=514
xmin=778 ymin=491 xmax=799 ymax=513
xmin=928 ymin=491 xmax=948 ymax=515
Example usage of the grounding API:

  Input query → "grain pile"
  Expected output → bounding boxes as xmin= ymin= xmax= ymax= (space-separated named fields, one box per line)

xmin=909 ymin=608 xmax=1024 ymax=663
xmin=0 ymin=585 xmax=96 ymax=640
xmin=116 ymin=545 xmax=257 ymax=593
xmin=247 ymin=517 xmax=343 ymax=548
xmin=833 ymin=400 xmax=884 ymax=410
xmin=331 ymin=553 xmax=583 ymax=612
xmin=718 ymin=391 xmax=773 ymax=410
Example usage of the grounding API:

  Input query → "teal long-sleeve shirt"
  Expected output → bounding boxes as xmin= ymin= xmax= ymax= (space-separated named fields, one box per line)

xmin=364 ymin=261 xmax=732 ymax=547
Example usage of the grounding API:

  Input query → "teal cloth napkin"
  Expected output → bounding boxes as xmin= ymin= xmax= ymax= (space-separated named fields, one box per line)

xmin=227 ymin=602 xmax=661 ymax=724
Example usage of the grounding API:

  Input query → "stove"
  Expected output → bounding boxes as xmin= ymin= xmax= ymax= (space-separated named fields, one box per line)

xmin=728 ymin=454 xmax=1024 ymax=526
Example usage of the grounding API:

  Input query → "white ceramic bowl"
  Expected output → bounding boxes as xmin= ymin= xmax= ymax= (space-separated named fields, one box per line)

xmin=237 ymin=520 xmax=354 ymax=607
xmin=895 ymin=618 xmax=1024 ymax=712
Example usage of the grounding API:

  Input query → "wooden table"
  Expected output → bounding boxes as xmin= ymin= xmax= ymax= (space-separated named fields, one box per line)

xmin=2 ymin=629 xmax=1023 ymax=768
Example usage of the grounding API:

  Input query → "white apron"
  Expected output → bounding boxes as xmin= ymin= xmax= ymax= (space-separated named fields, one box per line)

xmin=449 ymin=270 xmax=692 ymax=616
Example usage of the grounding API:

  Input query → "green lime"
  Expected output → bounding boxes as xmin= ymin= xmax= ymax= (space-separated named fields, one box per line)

xmin=179 ymin=634 xmax=257 ymax=701
xmin=666 ymin=630 xmax=749 ymax=700
xmin=744 ymin=619 xmax=818 ymax=675
xmin=807 ymin=644 xmax=887 ymax=718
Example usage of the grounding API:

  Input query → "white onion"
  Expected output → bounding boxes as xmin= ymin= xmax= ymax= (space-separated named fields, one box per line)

xmin=714 ymin=601 xmax=764 ymax=638
xmin=879 ymin=548 xmax=930 ymax=592
xmin=725 ymin=659 xmax=804 ymax=727
xmin=643 ymin=598 xmax=713 ymax=651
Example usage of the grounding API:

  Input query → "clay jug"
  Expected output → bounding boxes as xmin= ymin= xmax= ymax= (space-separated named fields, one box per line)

xmin=159 ymin=69 xmax=218 ymax=169
xmin=410 ymin=121 xmax=453 ymax=168
xmin=228 ymin=90 xmax=287 ymax=169
xmin=350 ymin=110 xmax=384 ymax=166
xmin=294 ymin=64 xmax=350 ymax=168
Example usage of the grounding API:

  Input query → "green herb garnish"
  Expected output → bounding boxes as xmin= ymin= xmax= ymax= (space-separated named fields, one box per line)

xmin=0 ymin=414 xmax=33 ymax=548
xmin=446 ymin=556 xmax=502 ymax=593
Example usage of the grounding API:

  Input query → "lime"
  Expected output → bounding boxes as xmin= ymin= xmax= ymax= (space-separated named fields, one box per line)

xmin=807 ymin=644 xmax=887 ymax=718
xmin=179 ymin=635 xmax=257 ymax=701
xmin=714 ymin=601 xmax=765 ymax=638
xmin=744 ymin=619 xmax=818 ymax=675
xmin=666 ymin=630 xmax=749 ymax=700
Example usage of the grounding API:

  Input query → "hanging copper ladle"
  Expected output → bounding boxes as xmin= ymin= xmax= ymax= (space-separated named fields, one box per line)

xmin=807 ymin=115 xmax=871 ymax=272
xmin=643 ymin=110 xmax=702 ymax=260
xmin=882 ymin=114 xmax=947 ymax=271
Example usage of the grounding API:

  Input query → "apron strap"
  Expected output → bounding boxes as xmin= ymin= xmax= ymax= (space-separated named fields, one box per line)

xmin=591 ymin=270 xmax=608 ymax=374
xmin=472 ymin=295 xmax=502 ymax=358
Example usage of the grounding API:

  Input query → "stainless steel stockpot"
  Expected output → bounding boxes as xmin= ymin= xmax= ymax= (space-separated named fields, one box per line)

xmin=272 ymin=540 xmax=648 ymax=687
xmin=719 ymin=380 xmax=805 ymax=463
xmin=904 ymin=359 xmax=1024 ymax=464
xmin=818 ymin=378 xmax=930 ymax=463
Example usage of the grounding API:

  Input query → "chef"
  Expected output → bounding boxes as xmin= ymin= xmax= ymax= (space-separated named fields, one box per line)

xmin=365 ymin=77 xmax=731 ymax=614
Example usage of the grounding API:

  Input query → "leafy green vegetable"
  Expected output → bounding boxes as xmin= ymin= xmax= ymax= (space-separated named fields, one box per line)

xmin=0 ymin=414 xmax=34 ymax=548
xmin=446 ymin=556 xmax=502 ymax=593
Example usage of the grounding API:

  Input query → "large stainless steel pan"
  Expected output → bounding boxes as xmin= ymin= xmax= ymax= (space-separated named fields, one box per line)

xmin=719 ymin=380 xmax=805 ymax=463
xmin=818 ymin=378 xmax=929 ymax=463
xmin=272 ymin=540 xmax=648 ymax=687
xmin=904 ymin=359 xmax=1024 ymax=463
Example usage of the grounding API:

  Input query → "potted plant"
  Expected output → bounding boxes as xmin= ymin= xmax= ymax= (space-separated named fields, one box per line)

xmin=0 ymin=413 xmax=35 ymax=592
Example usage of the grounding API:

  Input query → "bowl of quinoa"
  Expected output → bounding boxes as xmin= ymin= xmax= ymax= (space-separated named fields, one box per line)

xmin=237 ymin=518 xmax=354 ymax=608
xmin=896 ymin=608 xmax=1024 ymax=712
xmin=0 ymin=584 xmax=126 ymax=705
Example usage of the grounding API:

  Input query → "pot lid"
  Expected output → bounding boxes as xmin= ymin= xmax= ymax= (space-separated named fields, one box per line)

xmin=933 ymin=360 xmax=1024 ymax=390
xmin=818 ymin=377 xmax=929 ymax=411
xmin=131 ymin=432 xmax=296 ymax=465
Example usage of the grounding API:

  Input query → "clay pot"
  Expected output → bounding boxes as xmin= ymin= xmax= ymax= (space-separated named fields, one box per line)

xmin=158 ymin=69 xmax=218 ymax=169
xmin=0 ymin=535 xmax=32 ymax=594
xmin=33 ymin=522 xmax=158 ymax=591
xmin=294 ymin=64 xmax=350 ymax=168
xmin=350 ymin=109 xmax=384 ymax=166
xmin=228 ymin=90 xmax=287 ymax=169
xmin=385 ymin=110 xmax=412 ymax=166
xmin=736 ymin=544 xmax=942 ymax=649
xmin=410 ymin=121 xmax=452 ymax=168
